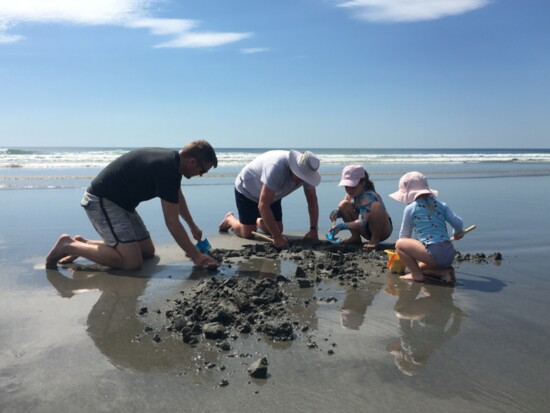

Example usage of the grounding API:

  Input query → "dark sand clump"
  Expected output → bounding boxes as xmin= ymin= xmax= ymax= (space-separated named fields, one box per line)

xmin=163 ymin=239 xmax=501 ymax=355
xmin=165 ymin=240 xmax=390 ymax=350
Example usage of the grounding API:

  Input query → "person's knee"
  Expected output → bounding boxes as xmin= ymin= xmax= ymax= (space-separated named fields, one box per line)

xmin=142 ymin=250 xmax=155 ymax=260
xmin=139 ymin=238 xmax=155 ymax=258
xmin=142 ymin=245 xmax=155 ymax=259
xmin=395 ymin=238 xmax=406 ymax=252
xmin=369 ymin=202 xmax=383 ymax=214
xmin=338 ymin=201 xmax=356 ymax=220
xmin=123 ymin=255 xmax=143 ymax=270
xmin=240 ymin=225 xmax=256 ymax=238
xmin=338 ymin=200 xmax=353 ymax=210
xmin=117 ymin=243 xmax=145 ymax=270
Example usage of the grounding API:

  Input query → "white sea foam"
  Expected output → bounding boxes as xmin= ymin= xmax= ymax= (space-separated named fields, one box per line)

xmin=1 ymin=148 xmax=549 ymax=169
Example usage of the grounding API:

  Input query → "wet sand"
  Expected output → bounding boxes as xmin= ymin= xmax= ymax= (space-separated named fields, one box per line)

xmin=1 ymin=175 xmax=550 ymax=412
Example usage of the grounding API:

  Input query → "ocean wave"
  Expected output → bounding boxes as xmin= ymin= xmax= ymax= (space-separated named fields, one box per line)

xmin=1 ymin=147 xmax=550 ymax=169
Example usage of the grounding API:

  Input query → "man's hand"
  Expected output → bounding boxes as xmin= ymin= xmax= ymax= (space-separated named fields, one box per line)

xmin=189 ymin=222 xmax=203 ymax=242
xmin=192 ymin=253 xmax=220 ymax=269
xmin=304 ymin=229 xmax=319 ymax=240
xmin=273 ymin=235 xmax=289 ymax=250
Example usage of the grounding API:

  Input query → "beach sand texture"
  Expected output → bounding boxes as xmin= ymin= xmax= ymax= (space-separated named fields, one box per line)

xmin=1 ymin=172 xmax=550 ymax=412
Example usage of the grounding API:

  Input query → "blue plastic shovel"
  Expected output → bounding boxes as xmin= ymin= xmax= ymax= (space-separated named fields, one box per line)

xmin=325 ymin=228 xmax=341 ymax=244
xmin=195 ymin=238 xmax=212 ymax=254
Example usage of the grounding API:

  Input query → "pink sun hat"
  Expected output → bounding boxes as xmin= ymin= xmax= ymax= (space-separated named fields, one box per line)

xmin=339 ymin=165 xmax=365 ymax=187
xmin=389 ymin=171 xmax=438 ymax=204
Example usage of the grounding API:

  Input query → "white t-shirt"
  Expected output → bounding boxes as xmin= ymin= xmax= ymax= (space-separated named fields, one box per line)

xmin=235 ymin=150 xmax=313 ymax=202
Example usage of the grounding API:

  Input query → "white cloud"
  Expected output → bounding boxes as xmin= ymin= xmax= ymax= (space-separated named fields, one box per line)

xmin=0 ymin=0 xmax=147 ymax=25
xmin=155 ymin=31 xmax=252 ymax=48
xmin=0 ymin=22 xmax=23 ymax=43
xmin=127 ymin=18 xmax=252 ymax=48
xmin=126 ymin=18 xmax=198 ymax=35
xmin=240 ymin=47 xmax=270 ymax=55
xmin=0 ymin=0 xmax=251 ymax=48
xmin=0 ymin=33 xmax=22 ymax=43
xmin=337 ymin=0 xmax=491 ymax=22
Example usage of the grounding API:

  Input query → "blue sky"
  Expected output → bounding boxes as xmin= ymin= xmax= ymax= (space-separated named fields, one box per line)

xmin=1 ymin=0 xmax=549 ymax=149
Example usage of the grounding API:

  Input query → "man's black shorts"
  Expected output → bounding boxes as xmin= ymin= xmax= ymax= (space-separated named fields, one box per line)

xmin=235 ymin=188 xmax=282 ymax=225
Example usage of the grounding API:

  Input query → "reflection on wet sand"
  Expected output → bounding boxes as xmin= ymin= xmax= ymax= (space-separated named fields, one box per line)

xmin=232 ymin=257 xmax=281 ymax=279
xmin=385 ymin=277 xmax=463 ymax=376
xmin=44 ymin=253 xmax=322 ymax=373
xmin=45 ymin=258 xmax=222 ymax=375
xmin=339 ymin=286 xmax=382 ymax=330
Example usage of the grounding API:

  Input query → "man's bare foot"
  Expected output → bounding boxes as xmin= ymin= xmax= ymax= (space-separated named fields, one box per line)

xmin=400 ymin=273 xmax=425 ymax=282
xmin=45 ymin=234 xmax=74 ymax=269
xmin=57 ymin=255 xmax=78 ymax=265
xmin=57 ymin=235 xmax=87 ymax=264
xmin=219 ymin=212 xmax=234 ymax=232
xmin=255 ymin=218 xmax=272 ymax=235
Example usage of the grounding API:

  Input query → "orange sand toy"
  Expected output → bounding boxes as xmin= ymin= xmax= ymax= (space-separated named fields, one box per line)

xmin=385 ymin=249 xmax=406 ymax=274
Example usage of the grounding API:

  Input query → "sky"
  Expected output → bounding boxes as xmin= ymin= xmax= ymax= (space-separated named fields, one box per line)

xmin=1 ymin=0 xmax=549 ymax=149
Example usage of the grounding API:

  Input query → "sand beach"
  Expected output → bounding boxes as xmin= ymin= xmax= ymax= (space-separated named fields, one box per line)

xmin=1 ymin=153 xmax=550 ymax=412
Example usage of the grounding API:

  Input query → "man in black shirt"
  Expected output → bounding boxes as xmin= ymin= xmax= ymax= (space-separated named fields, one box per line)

xmin=46 ymin=141 xmax=220 ymax=270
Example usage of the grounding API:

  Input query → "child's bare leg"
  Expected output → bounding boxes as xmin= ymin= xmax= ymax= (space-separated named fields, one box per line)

xmin=363 ymin=202 xmax=392 ymax=249
xmin=338 ymin=200 xmax=361 ymax=243
xmin=422 ymin=266 xmax=456 ymax=283
xmin=395 ymin=238 xmax=437 ymax=282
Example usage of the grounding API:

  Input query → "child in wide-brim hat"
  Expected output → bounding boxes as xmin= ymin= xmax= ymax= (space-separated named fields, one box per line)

xmin=389 ymin=171 xmax=464 ymax=283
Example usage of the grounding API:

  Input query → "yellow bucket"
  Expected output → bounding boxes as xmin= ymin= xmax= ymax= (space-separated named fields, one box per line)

xmin=385 ymin=249 xmax=406 ymax=274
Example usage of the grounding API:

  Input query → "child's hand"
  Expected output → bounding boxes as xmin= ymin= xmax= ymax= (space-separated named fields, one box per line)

xmin=329 ymin=209 xmax=340 ymax=222
xmin=332 ymin=223 xmax=348 ymax=235
xmin=452 ymin=232 xmax=464 ymax=240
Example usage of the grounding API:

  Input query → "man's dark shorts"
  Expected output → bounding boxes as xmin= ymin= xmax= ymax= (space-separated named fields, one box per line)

xmin=235 ymin=188 xmax=282 ymax=225
xmin=81 ymin=191 xmax=150 ymax=247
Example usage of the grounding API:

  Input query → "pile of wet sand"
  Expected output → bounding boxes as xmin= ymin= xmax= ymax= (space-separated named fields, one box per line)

xmin=154 ymin=240 xmax=501 ymax=382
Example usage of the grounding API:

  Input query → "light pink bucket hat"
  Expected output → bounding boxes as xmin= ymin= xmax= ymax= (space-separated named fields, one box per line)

xmin=389 ymin=171 xmax=438 ymax=204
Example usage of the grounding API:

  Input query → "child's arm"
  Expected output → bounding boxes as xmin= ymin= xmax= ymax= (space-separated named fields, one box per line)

xmin=334 ymin=218 xmax=363 ymax=232
xmin=398 ymin=205 xmax=414 ymax=239
xmin=329 ymin=194 xmax=352 ymax=222
xmin=444 ymin=204 xmax=464 ymax=237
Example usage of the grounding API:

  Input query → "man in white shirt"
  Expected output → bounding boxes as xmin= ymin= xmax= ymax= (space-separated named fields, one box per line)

xmin=219 ymin=150 xmax=321 ymax=249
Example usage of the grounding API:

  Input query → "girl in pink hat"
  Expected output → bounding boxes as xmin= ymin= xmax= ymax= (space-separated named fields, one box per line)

xmin=389 ymin=171 xmax=464 ymax=283
xmin=329 ymin=165 xmax=393 ymax=249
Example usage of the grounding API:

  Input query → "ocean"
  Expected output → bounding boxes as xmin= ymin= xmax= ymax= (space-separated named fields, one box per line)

xmin=2 ymin=146 xmax=550 ymax=190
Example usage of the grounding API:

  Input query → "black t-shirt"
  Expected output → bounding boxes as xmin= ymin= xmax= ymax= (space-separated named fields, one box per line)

xmin=90 ymin=148 xmax=181 ymax=212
